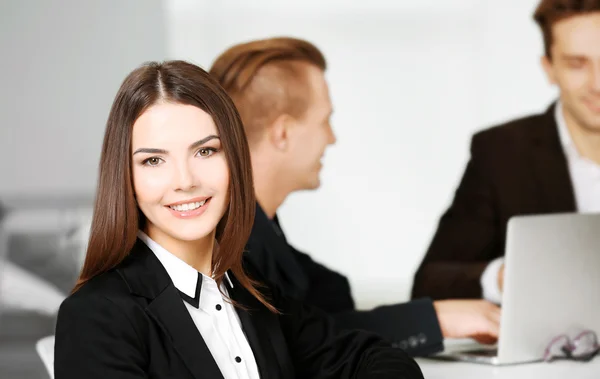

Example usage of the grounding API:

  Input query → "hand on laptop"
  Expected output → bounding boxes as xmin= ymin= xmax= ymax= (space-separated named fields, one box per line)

xmin=433 ymin=299 xmax=500 ymax=344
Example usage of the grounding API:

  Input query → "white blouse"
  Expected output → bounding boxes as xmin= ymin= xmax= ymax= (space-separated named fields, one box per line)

xmin=138 ymin=231 xmax=260 ymax=379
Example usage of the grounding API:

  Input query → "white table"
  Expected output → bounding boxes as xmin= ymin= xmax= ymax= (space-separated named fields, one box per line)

xmin=417 ymin=355 xmax=600 ymax=378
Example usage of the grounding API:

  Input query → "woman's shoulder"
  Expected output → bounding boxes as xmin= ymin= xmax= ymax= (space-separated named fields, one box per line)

xmin=59 ymin=269 xmax=140 ymax=320
xmin=55 ymin=269 xmax=149 ymax=361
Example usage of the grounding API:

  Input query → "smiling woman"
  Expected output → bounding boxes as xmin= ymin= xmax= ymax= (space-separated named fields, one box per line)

xmin=73 ymin=60 xmax=260 ymax=308
xmin=53 ymin=60 xmax=423 ymax=379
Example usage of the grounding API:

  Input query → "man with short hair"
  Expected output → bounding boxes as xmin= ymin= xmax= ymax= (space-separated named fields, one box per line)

xmin=412 ymin=0 xmax=600 ymax=302
xmin=210 ymin=37 xmax=500 ymax=357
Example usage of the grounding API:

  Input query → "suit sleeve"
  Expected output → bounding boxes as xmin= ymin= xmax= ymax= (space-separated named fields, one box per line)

xmin=333 ymin=299 xmax=443 ymax=357
xmin=292 ymin=247 xmax=443 ymax=356
xmin=411 ymin=134 xmax=499 ymax=300
xmin=54 ymin=294 xmax=147 ymax=379
xmin=276 ymin=291 xmax=424 ymax=379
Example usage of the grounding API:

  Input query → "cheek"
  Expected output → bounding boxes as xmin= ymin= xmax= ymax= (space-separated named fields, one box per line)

xmin=558 ymin=70 xmax=590 ymax=92
xmin=312 ymin=129 xmax=329 ymax=153
xmin=133 ymin=166 xmax=168 ymax=206
xmin=215 ymin=161 xmax=230 ymax=195
xmin=195 ymin=157 xmax=230 ymax=195
xmin=292 ymin=131 xmax=324 ymax=166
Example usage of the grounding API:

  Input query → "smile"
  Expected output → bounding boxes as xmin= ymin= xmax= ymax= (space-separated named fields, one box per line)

xmin=583 ymin=98 xmax=600 ymax=113
xmin=168 ymin=200 xmax=206 ymax=212
xmin=165 ymin=197 xmax=212 ymax=218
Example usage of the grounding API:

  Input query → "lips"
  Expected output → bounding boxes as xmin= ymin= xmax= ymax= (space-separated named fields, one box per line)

xmin=165 ymin=196 xmax=210 ymax=207
xmin=583 ymin=98 xmax=600 ymax=113
xmin=165 ymin=197 xmax=212 ymax=219
xmin=167 ymin=199 xmax=207 ymax=212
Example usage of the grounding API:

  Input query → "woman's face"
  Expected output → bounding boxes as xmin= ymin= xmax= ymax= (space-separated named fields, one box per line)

xmin=131 ymin=102 xmax=229 ymax=248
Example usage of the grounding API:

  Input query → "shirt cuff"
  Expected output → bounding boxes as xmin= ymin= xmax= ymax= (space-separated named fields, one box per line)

xmin=480 ymin=257 xmax=504 ymax=304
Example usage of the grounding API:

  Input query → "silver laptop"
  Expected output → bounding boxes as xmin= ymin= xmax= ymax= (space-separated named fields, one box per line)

xmin=0 ymin=211 xmax=8 ymax=324
xmin=435 ymin=212 xmax=600 ymax=365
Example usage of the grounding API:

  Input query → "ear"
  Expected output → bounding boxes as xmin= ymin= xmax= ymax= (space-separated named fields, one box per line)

xmin=267 ymin=113 xmax=293 ymax=151
xmin=541 ymin=55 xmax=557 ymax=85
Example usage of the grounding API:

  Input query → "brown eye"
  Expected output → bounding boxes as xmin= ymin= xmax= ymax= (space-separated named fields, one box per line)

xmin=566 ymin=58 xmax=585 ymax=69
xmin=143 ymin=157 xmax=162 ymax=166
xmin=197 ymin=148 xmax=216 ymax=157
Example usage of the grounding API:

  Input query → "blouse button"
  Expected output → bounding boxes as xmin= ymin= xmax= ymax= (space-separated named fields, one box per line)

xmin=216 ymin=304 xmax=222 ymax=311
xmin=235 ymin=356 xmax=242 ymax=363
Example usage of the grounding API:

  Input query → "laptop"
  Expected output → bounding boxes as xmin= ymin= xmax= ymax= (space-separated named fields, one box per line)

xmin=0 ymin=208 xmax=8 ymax=326
xmin=434 ymin=212 xmax=600 ymax=365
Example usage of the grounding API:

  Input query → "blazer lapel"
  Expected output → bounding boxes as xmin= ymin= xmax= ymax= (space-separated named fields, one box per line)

xmin=529 ymin=103 xmax=577 ymax=213
xmin=147 ymin=287 xmax=224 ymax=379
xmin=118 ymin=240 xmax=224 ymax=379
xmin=227 ymin=270 xmax=294 ymax=379
xmin=226 ymin=273 xmax=278 ymax=379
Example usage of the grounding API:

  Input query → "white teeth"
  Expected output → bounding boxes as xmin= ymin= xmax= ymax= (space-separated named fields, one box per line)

xmin=169 ymin=200 xmax=207 ymax=212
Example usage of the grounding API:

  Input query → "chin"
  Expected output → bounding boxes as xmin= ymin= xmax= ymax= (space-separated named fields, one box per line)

xmin=572 ymin=102 xmax=600 ymax=130
xmin=146 ymin=215 xmax=220 ymax=245
xmin=578 ymin=113 xmax=600 ymax=132
xmin=171 ymin=220 xmax=218 ymax=241
xmin=304 ymin=178 xmax=321 ymax=190
xmin=152 ymin=228 xmax=215 ymax=247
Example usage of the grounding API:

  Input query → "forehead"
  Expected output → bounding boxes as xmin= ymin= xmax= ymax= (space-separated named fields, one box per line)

xmin=304 ymin=65 xmax=332 ymax=115
xmin=132 ymin=103 xmax=217 ymax=146
xmin=552 ymin=13 xmax=600 ymax=56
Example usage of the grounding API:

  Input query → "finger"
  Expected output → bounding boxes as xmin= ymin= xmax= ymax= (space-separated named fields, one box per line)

xmin=486 ymin=315 xmax=500 ymax=338
xmin=473 ymin=334 xmax=498 ymax=345
xmin=473 ymin=317 xmax=500 ymax=344
xmin=477 ymin=308 xmax=500 ymax=339
xmin=488 ymin=306 xmax=501 ymax=325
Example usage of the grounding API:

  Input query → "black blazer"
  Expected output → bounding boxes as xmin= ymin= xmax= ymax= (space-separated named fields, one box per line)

xmin=411 ymin=103 xmax=577 ymax=300
xmin=245 ymin=204 xmax=443 ymax=357
xmin=54 ymin=239 xmax=423 ymax=379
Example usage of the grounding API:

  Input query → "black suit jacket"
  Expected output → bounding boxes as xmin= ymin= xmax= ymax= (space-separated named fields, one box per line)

xmin=55 ymin=239 xmax=423 ymax=379
xmin=245 ymin=204 xmax=443 ymax=357
xmin=411 ymin=103 xmax=576 ymax=300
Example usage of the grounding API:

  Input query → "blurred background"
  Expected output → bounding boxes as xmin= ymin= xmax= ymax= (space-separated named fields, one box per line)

xmin=0 ymin=0 xmax=555 ymax=377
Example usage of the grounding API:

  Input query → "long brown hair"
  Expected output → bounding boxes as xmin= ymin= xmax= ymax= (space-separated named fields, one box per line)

xmin=74 ymin=60 xmax=275 ymax=312
xmin=209 ymin=37 xmax=326 ymax=145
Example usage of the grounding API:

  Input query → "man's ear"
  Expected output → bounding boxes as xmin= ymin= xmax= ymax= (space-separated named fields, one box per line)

xmin=267 ymin=113 xmax=293 ymax=151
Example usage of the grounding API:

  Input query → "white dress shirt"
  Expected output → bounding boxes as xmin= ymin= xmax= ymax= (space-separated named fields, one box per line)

xmin=555 ymin=103 xmax=600 ymax=213
xmin=481 ymin=102 xmax=600 ymax=304
xmin=137 ymin=231 xmax=261 ymax=379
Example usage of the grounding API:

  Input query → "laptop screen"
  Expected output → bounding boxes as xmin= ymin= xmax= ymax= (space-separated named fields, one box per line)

xmin=0 ymin=204 xmax=7 ymax=322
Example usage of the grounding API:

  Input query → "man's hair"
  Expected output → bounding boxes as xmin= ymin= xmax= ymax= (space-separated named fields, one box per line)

xmin=533 ymin=0 xmax=600 ymax=58
xmin=209 ymin=37 xmax=326 ymax=145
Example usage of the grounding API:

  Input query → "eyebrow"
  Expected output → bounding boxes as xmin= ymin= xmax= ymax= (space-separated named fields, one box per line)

xmin=133 ymin=135 xmax=220 ymax=155
xmin=560 ymin=54 xmax=587 ymax=60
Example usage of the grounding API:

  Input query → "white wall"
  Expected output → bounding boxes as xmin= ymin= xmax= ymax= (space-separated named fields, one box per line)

xmin=180 ymin=1 xmax=558 ymax=308
xmin=0 ymin=0 xmax=167 ymax=199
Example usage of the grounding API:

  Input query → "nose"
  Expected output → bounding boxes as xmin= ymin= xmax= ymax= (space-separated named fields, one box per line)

xmin=327 ymin=124 xmax=337 ymax=146
xmin=174 ymin=161 xmax=195 ymax=192
xmin=592 ymin=64 xmax=600 ymax=93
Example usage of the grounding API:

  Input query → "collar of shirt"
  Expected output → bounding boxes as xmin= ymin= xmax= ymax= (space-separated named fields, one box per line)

xmin=555 ymin=101 xmax=600 ymax=169
xmin=137 ymin=230 xmax=234 ymax=306
xmin=555 ymin=100 xmax=579 ymax=158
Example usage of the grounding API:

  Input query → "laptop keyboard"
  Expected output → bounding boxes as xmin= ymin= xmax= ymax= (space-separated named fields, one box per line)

xmin=462 ymin=348 xmax=499 ymax=357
